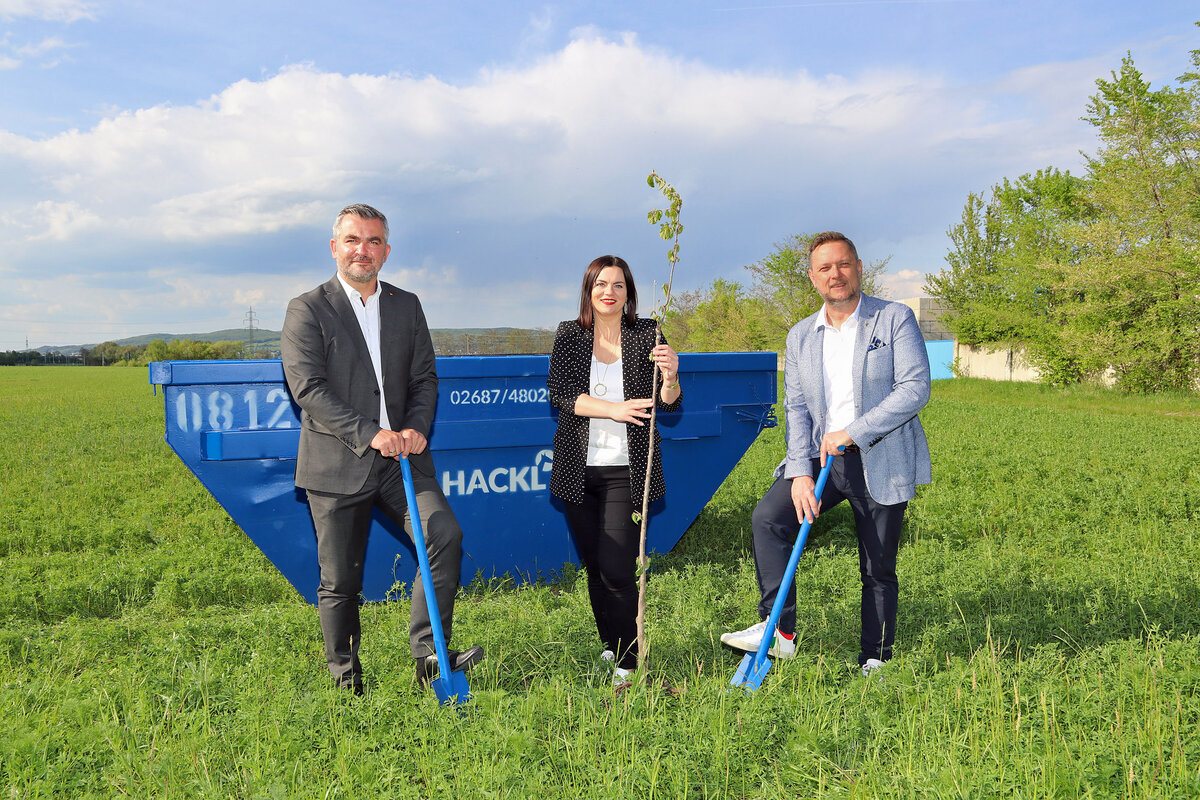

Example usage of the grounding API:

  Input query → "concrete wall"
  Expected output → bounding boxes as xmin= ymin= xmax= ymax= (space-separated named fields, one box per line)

xmin=953 ymin=343 xmax=1042 ymax=382
xmin=897 ymin=297 xmax=954 ymax=341
xmin=898 ymin=296 xmax=1043 ymax=383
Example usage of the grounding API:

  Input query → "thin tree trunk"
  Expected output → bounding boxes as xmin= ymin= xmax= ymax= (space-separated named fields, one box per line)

xmin=635 ymin=170 xmax=682 ymax=673
xmin=634 ymin=323 xmax=663 ymax=663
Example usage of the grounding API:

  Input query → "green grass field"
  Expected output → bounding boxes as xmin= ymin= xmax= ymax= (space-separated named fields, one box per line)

xmin=2 ymin=367 xmax=1198 ymax=798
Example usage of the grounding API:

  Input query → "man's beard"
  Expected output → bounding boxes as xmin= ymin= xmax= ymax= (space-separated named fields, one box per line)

xmin=339 ymin=259 xmax=380 ymax=283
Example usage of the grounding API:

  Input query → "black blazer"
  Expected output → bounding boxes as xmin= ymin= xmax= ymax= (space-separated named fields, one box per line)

xmin=546 ymin=317 xmax=682 ymax=508
xmin=281 ymin=276 xmax=438 ymax=494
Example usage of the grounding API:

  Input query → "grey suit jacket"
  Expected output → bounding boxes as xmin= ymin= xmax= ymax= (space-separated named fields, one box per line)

xmin=775 ymin=293 xmax=932 ymax=505
xmin=281 ymin=276 xmax=438 ymax=495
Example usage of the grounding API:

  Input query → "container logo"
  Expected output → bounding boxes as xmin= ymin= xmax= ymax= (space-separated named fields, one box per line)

xmin=442 ymin=448 xmax=554 ymax=497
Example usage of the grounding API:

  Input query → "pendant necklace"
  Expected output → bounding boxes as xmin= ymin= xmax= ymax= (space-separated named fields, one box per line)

xmin=593 ymin=329 xmax=619 ymax=397
xmin=592 ymin=358 xmax=612 ymax=396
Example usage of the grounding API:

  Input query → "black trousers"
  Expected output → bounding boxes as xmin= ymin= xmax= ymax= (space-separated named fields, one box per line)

xmin=564 ymin=465 xmax=641 ymax=670
xmin=751 ymin=452 xmax=906 ymax=666
xmin=305 ymin=453 xmax=463 ymax=689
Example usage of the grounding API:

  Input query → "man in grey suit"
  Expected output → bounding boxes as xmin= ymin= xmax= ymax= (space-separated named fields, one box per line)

xmin=281 ymin=203 xmax=482 ymax=695
xmin=722 ymin=231 xmax=931 ymax=677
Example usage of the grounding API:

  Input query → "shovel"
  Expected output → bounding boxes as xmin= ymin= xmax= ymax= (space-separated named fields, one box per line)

xmin=730 ymin=447 xmax=840 ymax=692
xmin=399 ymin=454 xmax=471 ymax=706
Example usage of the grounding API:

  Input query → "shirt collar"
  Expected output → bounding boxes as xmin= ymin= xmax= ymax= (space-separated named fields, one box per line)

xmin=335 ymin=272 xmax=378 ymax=306
xmin=813 ymin=301 xmax=861 ymax=332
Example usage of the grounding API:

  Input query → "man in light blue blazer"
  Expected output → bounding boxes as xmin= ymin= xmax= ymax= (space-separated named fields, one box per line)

xmin=722 ymin=231 xmax=931 ymax=676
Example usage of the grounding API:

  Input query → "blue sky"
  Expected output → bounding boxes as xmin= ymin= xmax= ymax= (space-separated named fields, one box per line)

xmin=1 ymin=0 xmax=1197 ymax=348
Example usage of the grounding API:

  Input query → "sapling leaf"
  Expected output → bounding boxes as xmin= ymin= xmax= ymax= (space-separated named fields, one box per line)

xmin=638 ymin=170 xmax=683 ymax=671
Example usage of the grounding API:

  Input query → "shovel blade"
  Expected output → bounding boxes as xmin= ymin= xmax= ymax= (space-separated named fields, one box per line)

xmin=432 ymin=670 xmax=471 ymax=706
xmin=729 ymin=652 xmax=772 ymax=692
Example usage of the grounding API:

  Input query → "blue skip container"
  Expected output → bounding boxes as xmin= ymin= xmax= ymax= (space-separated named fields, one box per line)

xmin=150 ymin=353 xmax=777 ymax=604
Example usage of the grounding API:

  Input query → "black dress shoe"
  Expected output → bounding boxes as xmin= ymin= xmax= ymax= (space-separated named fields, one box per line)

xmin=415 ymin=645 xmax=485 ymax=687
xmin=337 ymin=681 xmax=364 ymax=697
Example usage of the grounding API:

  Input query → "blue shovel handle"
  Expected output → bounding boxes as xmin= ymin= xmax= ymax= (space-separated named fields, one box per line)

xmin=399 ymin=455 xmax=469 ymax=705
xmin=730 ymin=447 xmax=841 ymax=691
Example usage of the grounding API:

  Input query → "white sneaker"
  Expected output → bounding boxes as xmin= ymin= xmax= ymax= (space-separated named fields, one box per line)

xmin=600 ymin=649 xmax=615 ymax=664
xmin=613 ymin=666 xmax=633 ymax=686
xmin=861 ymin=658 xmax=885 ymax=678
xmin=720 ymin=621 xmax=796 ymax=659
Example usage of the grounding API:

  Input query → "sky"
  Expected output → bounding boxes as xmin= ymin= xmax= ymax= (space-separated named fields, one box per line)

xmin=1 ymin=1 xmax=1197 ymax=349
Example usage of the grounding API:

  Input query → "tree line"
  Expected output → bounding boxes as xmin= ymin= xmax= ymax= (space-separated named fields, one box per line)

xmin=0 ymin=350 xmax=75 ymax=366
xmin=926 ymin=28 xmax=1200 ymax=393
xmin=0 ymin=340 xmax=276 ymax=367
xmin=660 ymin=233 xmax=889 ymax=355
xmin=1 ymin=329 xmax=558 ymax=367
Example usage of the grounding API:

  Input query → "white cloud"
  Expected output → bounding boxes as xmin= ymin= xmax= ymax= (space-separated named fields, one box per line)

xmin=15 ymin=36 xmax=72 ymax=56
xmin=4 ymin=269 xmax=319 ymax=344
xmin=397 ymin=260 xmax=574 ymax=331
xmin=518 ymin=6 xmax=556 ymax=57
xmin=0 ymin=0 xmax=96 ymax=22
xmin=988 ymin=57 xmax=1109 ymax=166
xmin=0 ymin=34 xmax=76 ymax=70
xmin=4 ymin=33 xmax=1079 ymax=235
xmin=1 ymin=199 xmax=102 ymax=240
xmin=39 ymin=199 xmax=100 ymax=238
xmin=1 ymin=255 xmax=563 ymax=348
xmin=0 ymin=30 xmax=1102 ymax=341
xmin=882 ymin=268 xmax=928 ymax=301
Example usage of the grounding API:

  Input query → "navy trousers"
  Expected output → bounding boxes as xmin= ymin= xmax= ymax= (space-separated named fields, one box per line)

xmin=751 ymin=451 xmax=906 ymax=665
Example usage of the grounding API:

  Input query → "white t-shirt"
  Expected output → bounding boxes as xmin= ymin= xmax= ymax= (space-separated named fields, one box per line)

xmin=586 ymin=355 xmax=630 ymax=466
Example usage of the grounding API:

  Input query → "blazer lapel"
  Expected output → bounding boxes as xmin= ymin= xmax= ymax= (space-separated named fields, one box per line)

xmin=322 ymin=277 xmax=378 ymax=385
xmin=852 ymin=295 xmax=881 ymax=413
xmin=377 ymin=282 xmax=404 ymax=395
xmin=573 ymin=322 xmax=594 ymax=390
xmin=618 ymin=321 xmax=633 ymax=396
xmin=803 ymin=318 xmax=828 ymax=433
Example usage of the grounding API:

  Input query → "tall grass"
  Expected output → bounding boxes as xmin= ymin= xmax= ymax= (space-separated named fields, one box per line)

xmin=1 ymin=368 xmax=1198 ymax=798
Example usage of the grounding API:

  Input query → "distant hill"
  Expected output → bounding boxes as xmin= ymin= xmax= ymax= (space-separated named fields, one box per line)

xmin=110 ymin=329 xmax=284 ymax=349
xmin=27 ymin=327 xmax=556 ymax=357
xmin=28 ymin=329 xmax=283 ymax=356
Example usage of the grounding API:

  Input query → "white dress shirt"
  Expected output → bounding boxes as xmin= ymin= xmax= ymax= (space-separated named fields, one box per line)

xmin=336 ymin=273 xmax=391 ymax=432
xmin=815 ymin=301 xmax=860 ymax=435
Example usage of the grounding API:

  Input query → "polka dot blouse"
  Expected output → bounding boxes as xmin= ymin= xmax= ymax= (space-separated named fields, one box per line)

xmin=546 ymin=317 xmax=683 ymax=508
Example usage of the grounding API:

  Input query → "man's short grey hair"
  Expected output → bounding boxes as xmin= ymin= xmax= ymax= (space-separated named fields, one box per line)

xmin=333 ymin=204 xmax=389 ymax=242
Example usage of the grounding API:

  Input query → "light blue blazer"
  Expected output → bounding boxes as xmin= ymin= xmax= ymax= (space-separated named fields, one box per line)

xmin=774 ymin=293 xmax=932 ymax=505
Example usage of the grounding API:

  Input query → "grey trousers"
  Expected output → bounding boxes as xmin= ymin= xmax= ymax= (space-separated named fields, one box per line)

xmin=305 ymin=452 xmax=462 ymax=689
xmin=751 ymin=452 xmax=906 ymax=666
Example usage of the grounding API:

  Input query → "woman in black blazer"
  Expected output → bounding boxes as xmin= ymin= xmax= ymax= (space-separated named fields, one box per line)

xmin=547 ymin=255 xmax=682 ymax=684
